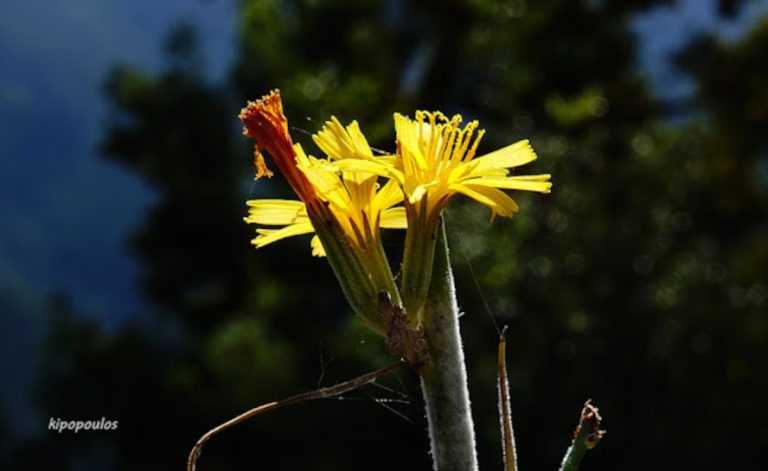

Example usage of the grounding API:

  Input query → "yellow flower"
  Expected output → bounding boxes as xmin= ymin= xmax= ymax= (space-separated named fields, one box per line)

xmin=334 ymin=110 xmax=551 ymax=221
xmin=244 ymin=144 xmax=406 ymax=257
xmin=305 ymin=117 xmax=407 ymax=252
xmin=395 ymin=111 xmax=551 ymax=218
xmin=244 ymin=117 xmax=407 ymax=256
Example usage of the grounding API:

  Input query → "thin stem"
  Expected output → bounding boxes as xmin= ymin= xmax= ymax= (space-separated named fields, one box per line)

xmin=419 ymin=221 xmax=479 ymax=471
xmin=558 ymin=400 xmax=606 ymax=471
xmin=498 ymin=326 xmax=518 ymax=471
xmin=187 ymin=361 xmax=406 ymax=471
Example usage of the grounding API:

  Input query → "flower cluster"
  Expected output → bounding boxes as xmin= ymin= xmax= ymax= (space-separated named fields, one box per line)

xmin=240 ymin=90 xmax=551 ymax=330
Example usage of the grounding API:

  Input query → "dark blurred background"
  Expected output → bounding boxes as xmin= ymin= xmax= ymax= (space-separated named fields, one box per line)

xmin=1 ymin=0 xmax=767 ymax=469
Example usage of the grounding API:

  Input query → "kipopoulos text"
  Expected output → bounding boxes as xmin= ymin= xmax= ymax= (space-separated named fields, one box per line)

xmin=48 ymin=417 xmax=119 ymax=433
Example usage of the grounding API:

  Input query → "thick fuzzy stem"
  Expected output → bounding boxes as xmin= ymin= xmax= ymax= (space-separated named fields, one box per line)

xmin=419 ymin=222 xmax=479 ymax=471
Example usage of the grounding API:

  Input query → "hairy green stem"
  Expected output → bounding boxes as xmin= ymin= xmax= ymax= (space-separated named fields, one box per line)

xmin=419 ymin=221 xmax=479 ymax=471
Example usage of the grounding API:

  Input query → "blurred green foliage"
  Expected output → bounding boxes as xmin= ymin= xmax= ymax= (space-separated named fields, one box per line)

xmin=8 ymin=1 xmax=767 ymax=470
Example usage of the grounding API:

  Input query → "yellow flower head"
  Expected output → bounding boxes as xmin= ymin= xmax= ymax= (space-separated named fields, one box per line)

xmin=333 ymin=111 xmax=551 ymax=221
xmin=245 ymin=145 xmax=405 ymax=256
xmin=395 ymin=111 xmax=552 ymax=219
xmin=244 ymin=116 xmax=406 ymax=257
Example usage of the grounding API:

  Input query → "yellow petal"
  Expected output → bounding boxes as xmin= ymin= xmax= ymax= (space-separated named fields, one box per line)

xmin=404 ymin=175 xmax=438 ymax=205
xmin=251 ymin=222 xmax=315 ymax=248
xmin=456 ymin=140 xmax=537 ymax=179
xmin=297 ymin=159 xmax=350 ymax=209
xmin=313 ymin=117 xmax=373 ymax=161
xmin=380 ymin=207 xmax=407 ymax=229
xmin=394 ymin=113 xmax=429 ymax=171
xmin=344 ymin=177 xmax=377 ymax=214
xmin=310 ymin=235 xmax=326 ymax=257
xmin=372 ymin=179 xmax=404 ymax=212
xmin=465 ymin=175 xmax=552 ymax=193
xmin=244 ymin=199 xmax=308 ymax=225
xmin=450 ymin=183 xmax=520 ymax=218
xmin=328 ymin=158 xmax=405 ymax=184
xmin=377 ymin=155 xmax=402 ymax=168
xmin=293 ymin=143 xmax=312 ymax=167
